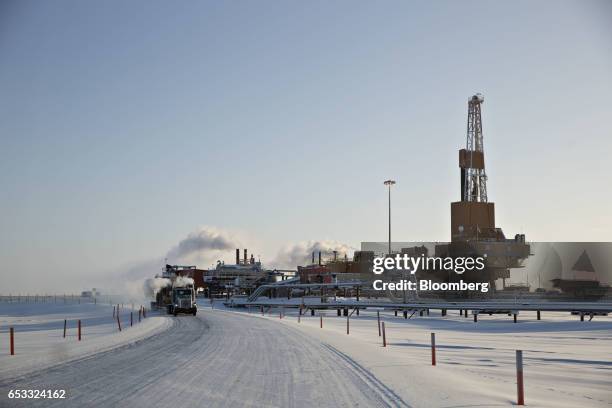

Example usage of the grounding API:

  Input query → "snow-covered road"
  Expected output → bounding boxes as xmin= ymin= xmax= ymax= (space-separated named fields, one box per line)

xmin=0 ymin=309 xmax=411 ymax=407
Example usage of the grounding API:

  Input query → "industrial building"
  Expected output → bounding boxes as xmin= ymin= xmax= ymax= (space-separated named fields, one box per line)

xmin=297 ymin=250 xmax=373 ymax=284
xmin=163 ymin=264 xmax=207 ymax=290
xmin=204 ymin=249 xmax=266 ymax=294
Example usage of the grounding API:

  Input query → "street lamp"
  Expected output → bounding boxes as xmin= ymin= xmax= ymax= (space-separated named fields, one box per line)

xmin=383 ymin=180 xmax=396 ymax=255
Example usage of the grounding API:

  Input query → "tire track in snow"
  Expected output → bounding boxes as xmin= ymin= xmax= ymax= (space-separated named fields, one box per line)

xmin=322 ymin=343 xmax=412 ymax=408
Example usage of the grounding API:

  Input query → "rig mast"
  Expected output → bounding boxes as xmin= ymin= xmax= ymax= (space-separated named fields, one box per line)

xmin=462 ymin=94 xmax=488 ymax=202
xmin=452 ymin=93 xmax=495 ymax=242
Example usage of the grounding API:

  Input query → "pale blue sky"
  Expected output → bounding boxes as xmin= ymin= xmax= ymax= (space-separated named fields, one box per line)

xmin=1 ymin=1 xmax=611 ymax=292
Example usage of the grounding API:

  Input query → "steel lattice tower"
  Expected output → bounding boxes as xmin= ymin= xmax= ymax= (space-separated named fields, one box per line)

xmin=463 ymin=94 xmax=488 ymax=202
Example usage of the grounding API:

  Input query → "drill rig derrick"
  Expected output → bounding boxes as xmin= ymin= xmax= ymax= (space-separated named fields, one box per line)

xmin=462 ymin=93 xmax=488 ymax=203
xmin=432 ymin=94 xmax=530 ymax=293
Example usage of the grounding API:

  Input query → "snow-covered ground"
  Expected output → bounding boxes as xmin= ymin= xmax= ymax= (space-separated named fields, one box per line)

xmin=1 ymin=304 xmax=413 ymax=407
xmin=0 ymin=302 xmax=172 ymax=380
xmin=223 ymin=303 xmax=612 ymax=407
xmin=0 ymin=300 xmax=609 ymax=407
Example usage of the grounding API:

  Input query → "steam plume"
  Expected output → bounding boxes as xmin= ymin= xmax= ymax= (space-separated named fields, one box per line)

xmin=143 ymin=277 xmax=171 ymax=298
xmin=166 ymin=227 xmax=237 ymax=262
xmin=173 ymin=276 xmax=195 ymax=287
xmin=273 ymin=240 xmax=355 ymax=269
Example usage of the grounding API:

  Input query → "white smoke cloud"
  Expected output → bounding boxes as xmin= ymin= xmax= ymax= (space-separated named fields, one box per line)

xmin=110 ymin=227 xmax=353 ymax=297
xmin=143 ymin=277 xmax=171 ymax=298
xmin=122 ymin=258 xmax=164 ymax=281
xmin=166 ymin=226 xmax=238 ymax=263
xmin=173 ymin=276 xmax=195 ymax=287
xmin=272 ymin=240 xmax=356 ymax=269
xmin=102 ymin=227 xmax=239 ymax=299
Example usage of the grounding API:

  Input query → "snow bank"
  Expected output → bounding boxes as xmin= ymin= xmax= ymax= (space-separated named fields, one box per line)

xmin=0 ymin=302 xmax=172 ymax=380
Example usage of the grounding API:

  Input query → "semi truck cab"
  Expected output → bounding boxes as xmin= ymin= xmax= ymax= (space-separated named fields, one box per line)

xmin=167 ymin=286 xmax=197 ymax=316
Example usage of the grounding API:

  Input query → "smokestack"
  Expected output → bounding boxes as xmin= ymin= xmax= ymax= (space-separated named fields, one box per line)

xmin=318 ymin=251 xmax=321 ymax=266
xmin=312 ymin=251 xmax=315 ymax=264
xmin=250 ymin=254 xmax=255 ymax=264
xmin=333 ymin=250 xmax=338 ymax=262
xmin=244 ymin=249 xmax=247 ymax=265
xmin=236 ymin=249 xmax=240 ymax=265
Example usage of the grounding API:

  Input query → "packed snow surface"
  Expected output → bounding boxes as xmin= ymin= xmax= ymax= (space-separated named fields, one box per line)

xmin=0 ymin=300 xmax=610 ymax=407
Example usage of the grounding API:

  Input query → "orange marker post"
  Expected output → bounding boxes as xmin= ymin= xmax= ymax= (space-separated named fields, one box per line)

xmin=10 ymin=327 xmax=15 ymax=355
xmin=431 ymin=333 xmax=436 ymax=366
xmin=516 ymin=350 xmax=525 ymax=405
xmin=382 ymin=322 xmax=387 ymax=347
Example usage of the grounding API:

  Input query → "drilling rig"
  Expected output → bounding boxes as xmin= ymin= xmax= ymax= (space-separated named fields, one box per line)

xmin=431 ymin=94 xmax=531 ymax=292
xmin=453 ymin=94 xmax=495 ymax=240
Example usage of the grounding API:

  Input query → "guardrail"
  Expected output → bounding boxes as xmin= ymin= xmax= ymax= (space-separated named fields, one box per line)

xmin=228 ymin=298 xmax=612 ymax=315
xmin=0 ymin=294 xmax=142 ymax=305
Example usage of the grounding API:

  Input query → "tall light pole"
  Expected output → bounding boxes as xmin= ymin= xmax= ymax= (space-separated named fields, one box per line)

xmin=383 ymin=180 xmax=396 ymax=255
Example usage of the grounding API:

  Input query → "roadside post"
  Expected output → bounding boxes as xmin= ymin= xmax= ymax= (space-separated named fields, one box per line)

xmin=431 ymin=333 xmax=436 ymax=366
xmin=9 ymin=327 xmax=14 ymax=355
xmin=382 ymin=322 xmax=387 ymax=347
xmin=516 ymin=350 xmax=525 ymax=405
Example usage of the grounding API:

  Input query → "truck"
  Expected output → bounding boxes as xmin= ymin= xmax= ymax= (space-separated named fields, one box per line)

xmin=153 ymin=265 xmax=198 ymax=316
xmin=172 ymin=286 xmax=197 ymax=316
